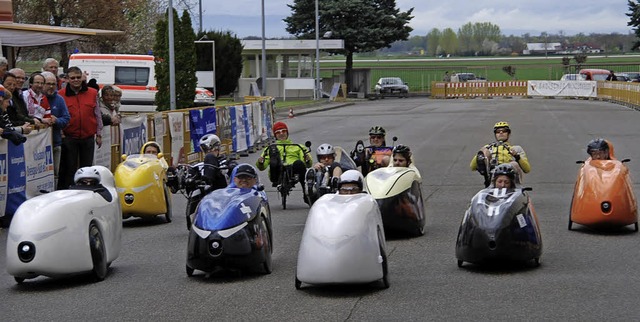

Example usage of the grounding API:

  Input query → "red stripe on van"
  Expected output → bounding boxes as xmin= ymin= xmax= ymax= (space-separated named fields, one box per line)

xmin=115 ymin=85 xmax=158 ymax=91
xmin=70 ymin=54 xmax=154 ymax=61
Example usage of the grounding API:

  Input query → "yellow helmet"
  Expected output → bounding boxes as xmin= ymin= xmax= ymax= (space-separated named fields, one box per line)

xmin=493 ymin=121 xmax=510 ymax=133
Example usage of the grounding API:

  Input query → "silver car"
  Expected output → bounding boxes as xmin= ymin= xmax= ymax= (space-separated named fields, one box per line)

xmin=374 ymin=77 xmax=409 ymax=98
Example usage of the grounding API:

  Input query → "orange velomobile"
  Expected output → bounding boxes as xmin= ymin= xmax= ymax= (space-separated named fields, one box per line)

xmin=568 ymin=142 xmax=638 ymax=231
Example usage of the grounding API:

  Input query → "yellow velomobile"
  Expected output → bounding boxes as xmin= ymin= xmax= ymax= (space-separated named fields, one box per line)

xmin=114 ymin=141 xmax=172 ymax=223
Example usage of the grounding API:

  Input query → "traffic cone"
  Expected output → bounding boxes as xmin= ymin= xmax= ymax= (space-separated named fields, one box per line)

xmin=288 ymin=108 xmax=295 ymax=118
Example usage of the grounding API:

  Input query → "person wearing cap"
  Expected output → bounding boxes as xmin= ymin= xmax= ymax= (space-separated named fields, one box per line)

xmin=256 ymin=121 xmax=312 ymax=203
xmin=470 ymin=121 xmax=530 ymax=186
xmin=230 ymin=163 xmax=259 ymax=190
xmin=0 ymin=86 xmax=32 ymax=136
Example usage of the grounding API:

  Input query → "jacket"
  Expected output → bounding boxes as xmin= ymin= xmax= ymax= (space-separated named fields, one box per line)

xmin=59 ymin=82 xmax=102 ymax=139
xmin=256 ymin=138 xmax=312 ymax=171
xmin=470 ymin=141 xmax=531 ymax=173
xmin=46 ymin=93 xmax=71 ymax=147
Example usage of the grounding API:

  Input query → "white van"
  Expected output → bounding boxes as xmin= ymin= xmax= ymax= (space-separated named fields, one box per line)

xmin=68 ymin=54 xmax=157 ymax=104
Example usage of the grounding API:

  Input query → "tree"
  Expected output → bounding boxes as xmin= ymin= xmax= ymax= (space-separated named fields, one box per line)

xmin=426 ymin=28 xmax=441 ymax=56
xmin=440 ymin=28 xmax=458 ymax=55
xmin=153 ymin=9 xmax=197 ymax=110
xmin=627 ymin=0 xmax=640 ymax=50
xmin=195 ymin=30 xmax=244 ymax=98
xmin=457 ymin=23 xmax=474 ymax=55
xmin=285 ymin=0 xmax=413 ymax=91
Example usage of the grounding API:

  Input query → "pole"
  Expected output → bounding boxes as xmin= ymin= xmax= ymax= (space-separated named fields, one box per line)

xmin=198 ymin=0 xmax=203 ymax=34
xmin=168 ymin=0 xmax=176 ymax=110
xmin=315 ymin=0 xmax=320 ymax=100
xmin=261 ymin=0 xmax=267 ymax=96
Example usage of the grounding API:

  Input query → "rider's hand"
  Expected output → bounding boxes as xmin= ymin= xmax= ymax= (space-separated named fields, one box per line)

xmin=313 ymin=162 xmax=324 ymax=170
xmin=257 ymin=156 xmax=264 ymax=164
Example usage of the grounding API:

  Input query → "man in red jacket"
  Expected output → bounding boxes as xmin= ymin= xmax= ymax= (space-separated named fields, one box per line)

xmin=58 ymin=66 xmax=103 ymax=189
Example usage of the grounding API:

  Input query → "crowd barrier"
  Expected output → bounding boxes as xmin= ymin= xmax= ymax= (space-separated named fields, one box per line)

xmin=0 ymin=97 xmax=276 ymax=218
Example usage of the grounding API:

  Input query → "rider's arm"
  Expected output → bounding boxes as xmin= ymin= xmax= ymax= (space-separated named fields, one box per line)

xmin=256 ymin=147 xmax=270 ymax=171
xmin=511 ymin=146 xmax=530 ymax=173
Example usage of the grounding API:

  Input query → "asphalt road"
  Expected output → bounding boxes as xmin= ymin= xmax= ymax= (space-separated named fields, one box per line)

xmin=2 ymin=97 xmax=640 ymax=320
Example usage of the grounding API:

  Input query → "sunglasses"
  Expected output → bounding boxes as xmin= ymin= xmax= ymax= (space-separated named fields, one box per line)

xmin=319 ymin=155 xmax=333 ymax=160
xmin=69 ymin=76 xmax=82 ymax=80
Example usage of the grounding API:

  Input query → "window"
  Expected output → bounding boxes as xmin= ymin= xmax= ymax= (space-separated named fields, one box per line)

xmin=114 ymin=67 xmax=150 ymax=86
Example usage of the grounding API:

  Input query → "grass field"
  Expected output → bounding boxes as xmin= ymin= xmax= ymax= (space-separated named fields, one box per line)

xmin=318 ymin=54 xmax=640 ymax=93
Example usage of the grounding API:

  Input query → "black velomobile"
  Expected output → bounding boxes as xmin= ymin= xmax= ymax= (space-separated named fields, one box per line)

xmin=455 ymin=187 xmax=542 ymax=267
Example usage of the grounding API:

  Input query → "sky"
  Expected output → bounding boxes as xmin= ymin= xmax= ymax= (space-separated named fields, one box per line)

xmin=197 ymin=1 xmax=634 ymax=38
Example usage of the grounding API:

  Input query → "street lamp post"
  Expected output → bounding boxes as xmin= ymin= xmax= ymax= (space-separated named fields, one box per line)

xmin=261 ymin=0 xmax=267 ymax=96
xmin=315 ymin=0 xmax=320 ymax=100
xmin=194 ymin=39 xmax=216 ymax=98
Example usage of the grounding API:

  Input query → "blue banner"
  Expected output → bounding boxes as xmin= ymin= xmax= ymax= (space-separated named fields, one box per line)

xmin=6 ymin=143 xmax=26 ymax=216
xmin=190 ymin=108 xmax=217 ymax=152
xmin=243 ymin=104 xmax=251 ymax=149
xmin=230 ymin=106 xmax=237 ymax=152
xmin=262 ymin=101 xmax=272 ymax=139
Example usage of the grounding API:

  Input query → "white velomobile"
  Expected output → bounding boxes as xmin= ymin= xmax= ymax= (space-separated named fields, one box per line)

xmin=295 ymin=192 xmax=389 ymax=289
xmin=364 ymin=163 xmax=426 ymax=236
xmin=6 ymin=166 xmax=122 ymax=284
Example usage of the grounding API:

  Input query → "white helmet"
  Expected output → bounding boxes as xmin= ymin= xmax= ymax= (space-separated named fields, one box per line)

xmin=338 ymin=170 xmax=364 ymax=190
xmin=74 ymin=166 xmax=101 ymax=185
xmin=316 ymin=143 xmax=335 ymax=159
xmin=199 ymin=134 xmax=221 ymax=152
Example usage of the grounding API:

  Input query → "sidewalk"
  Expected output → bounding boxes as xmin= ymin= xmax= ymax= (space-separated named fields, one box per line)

xmin=274 ymin=100 xmax=355 ymax=119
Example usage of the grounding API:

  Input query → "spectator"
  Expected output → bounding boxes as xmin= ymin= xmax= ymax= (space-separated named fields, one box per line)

xmin=23 ymin=72 xmax=49 ymax=122
xmin=42 ymin=71 xmax=70 ymax=188
xmin=58 ymin=73 xmax=68 ymax=89
xmin=0 ymin=85 xmax=32 ymax=136
xmin=58 ymin=66 xmax=102 ymax=189
xmin=42 ymin=58 xmax=62 ymax=89
xmin=3 ymin=72 xmax=36 ymax=127
xmin=606 ymin=70 xmax=617 ymax=81
xmin=0 ymin=57 xmax=8 ymax=82
xmin=443 ymin=71 xmax=451 ymax=82
xmin=99 ymin=85 xmax=121 ymax=126
xmin=87 ymin=78 xmax=100 ymax=91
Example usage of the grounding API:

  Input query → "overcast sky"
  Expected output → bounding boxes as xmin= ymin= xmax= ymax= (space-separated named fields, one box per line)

xmin=198 ymin=1 xmax=634 ymax=38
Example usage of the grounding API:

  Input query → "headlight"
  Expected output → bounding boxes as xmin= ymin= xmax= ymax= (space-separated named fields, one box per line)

xmin=17 ymin=241 xmax=36 ymax=263
xmin=601 ymin=201 xmax=612 ymax=213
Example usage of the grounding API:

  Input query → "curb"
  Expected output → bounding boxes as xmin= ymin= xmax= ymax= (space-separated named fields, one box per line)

xmin=276 ymin=102 xmax=355 ymax=119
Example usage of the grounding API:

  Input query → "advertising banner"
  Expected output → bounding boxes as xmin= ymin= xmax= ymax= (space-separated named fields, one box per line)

xmin=189 ymin=107 xmax=217 ymax=152
xmin=230 ymin=105 xmax=247 ymax=152
xmin=0 ymin=140 xmax=7 ymax=216
xmin=120 ymin=114 xmax=148 ymax=155
xmin=93 ymin=125 xmax=112 ymax=169
xmin=168 ymin=112 xmax=184 ymax=166
xmin=154 ymin=112 xmax=165 ymax=152
xmin=527 ymin=81 xmax=597 ymax=98
xmin=5 ymin=140 xmax=26 ymax=216
xmin=24 ymin=129 xmax=54 ymax=197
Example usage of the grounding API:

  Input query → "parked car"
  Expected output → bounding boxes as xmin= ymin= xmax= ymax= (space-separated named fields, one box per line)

xmin=560 ymin=74 xmax=586 ymax=81
xmin=579 ymin=68 xmax=611 ymax=81
xmin=625 ymin=72 xmax=640 ymax=82
xmin=450 ymin=72 xmax=478 ymax=82
xmin=374 ymin=77 xmax=409 ymax=98
xmin=194 ymin=87 xmax=215 ymax=106
xmin=614 ymin=73 xmax=631 ymax=82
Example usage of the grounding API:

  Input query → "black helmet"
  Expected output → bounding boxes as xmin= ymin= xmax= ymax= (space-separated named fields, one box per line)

xmin=392 ymin=144 xmax=411 ymax=158
xmin=493 ymin=163 xmax=516 ymax=181
xmin=586 ymin=138 xmax=609 ymax=155
xmin=369 ymin=126 xmax=386 ymax=136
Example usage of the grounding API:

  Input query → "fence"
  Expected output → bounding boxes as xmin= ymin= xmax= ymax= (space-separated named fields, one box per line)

xmin=0 ymin=97 xmax=276 ymax=218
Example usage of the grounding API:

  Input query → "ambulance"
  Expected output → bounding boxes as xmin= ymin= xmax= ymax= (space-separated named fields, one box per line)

xmin=69 ymin=53 xmax=157 ymax=104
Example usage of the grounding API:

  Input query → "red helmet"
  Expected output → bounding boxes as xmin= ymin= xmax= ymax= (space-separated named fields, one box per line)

xmin=273 ymin=121 xmax=288 ymax=134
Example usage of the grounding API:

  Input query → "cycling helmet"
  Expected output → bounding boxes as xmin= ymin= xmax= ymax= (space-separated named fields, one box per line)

xmin=199 ymin=134 xmax=221 ymax=152
xmin=369 ymin=126 xmax=386 ymax=136
xmin=316 ymin=143 xmax=335 ymax=159
xmin=74 ymin=166 xmax=101 ymax=185
xmin=493 ymin=121 xmax=511 ymax=133
xmin=493 ymin=163 xmax=516 ymax=181
xmin=338 ymin=170 xmax=364 ymax=191
xmin=586 ymin=138 xmax=609 ymax=154
xmin=273 ymin=121 xmax=288 ymax=134
xmin=392 ymin=144 xmax=411 ymax=159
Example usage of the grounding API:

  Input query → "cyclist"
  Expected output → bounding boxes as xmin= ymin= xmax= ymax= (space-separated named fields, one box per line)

xmin=229 ymin=163 xmax=259 ymax=190
xmin=470 ymin=121 xmax=530 ymax=187
xmin=198 ymin=133 xmax=236 ymax=191
xmin=73 ymin=166 xmax=101 ymax=186
xmin=391 ymin=144 xmax=412 ymax=167
xmin=337 ymin=170 xmax=364 ymax=195
xmin=256 ymin=121 xmax=312 ymax=203
xmin=306 ymin=143 xmax=344 ymax=200
xmin=491 ymin=163 xmax=517 ymax=189
xmin=586 ymin=138 xmax=610 ymax=160
xmin=352 ymin=126 xmax=393 ymax=175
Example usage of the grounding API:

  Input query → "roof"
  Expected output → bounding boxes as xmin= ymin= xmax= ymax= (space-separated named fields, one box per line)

xmin=241 ymin=39 xmax=344 ymax=55
xmin=0 ymin=22 xmax=124 ymax=47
